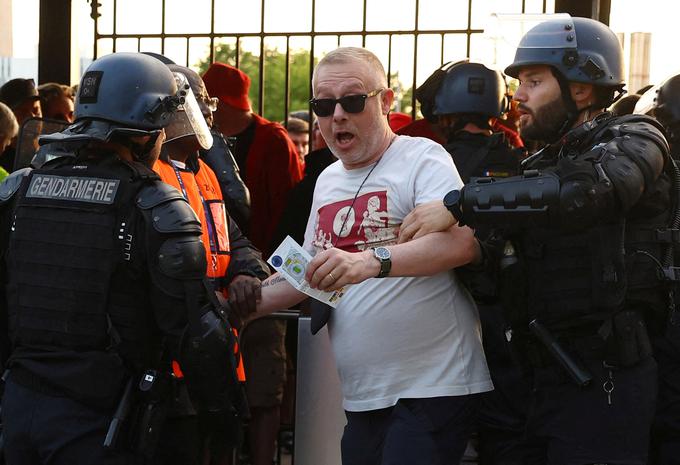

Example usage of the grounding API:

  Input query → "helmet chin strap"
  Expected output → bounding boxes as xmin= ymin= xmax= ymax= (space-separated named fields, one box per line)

xmin=551 ymin=68 xmax=589 ymax=139
xmin=118 ymin=132 xmax=161 ymax=165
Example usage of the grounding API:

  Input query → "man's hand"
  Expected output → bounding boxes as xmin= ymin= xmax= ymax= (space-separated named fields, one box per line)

xmin=228 ymin=274 xmax=262 ymax=317
xmin=398 ymin=200 xmax=457 ymax=244
xmin=306 ymin=248 xmax=379 ymax=291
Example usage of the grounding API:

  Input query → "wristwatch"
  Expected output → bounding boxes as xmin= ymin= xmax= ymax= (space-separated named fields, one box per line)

xmin=443 ymin=189 xmax=464 ymax=224
xmin=372 ymin=247 xmax=392 ymax=278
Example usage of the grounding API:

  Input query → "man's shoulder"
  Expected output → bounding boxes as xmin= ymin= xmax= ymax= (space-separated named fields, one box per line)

xmin=581 ymin=113 xmax=668 ymax=151
xmin=388 ymin=135 xmax=451 ymax=168
xmin=315 ymin=158 xmax=342 ymax=181
xmin=252 ymin=114 xmax=288 ymax=139
xmin=393 ymin=134 xmax=445 ymax=155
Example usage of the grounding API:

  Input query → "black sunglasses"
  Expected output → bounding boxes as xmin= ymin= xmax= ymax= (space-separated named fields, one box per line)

xmin=310 ymin=88 xmax=384 ymax=117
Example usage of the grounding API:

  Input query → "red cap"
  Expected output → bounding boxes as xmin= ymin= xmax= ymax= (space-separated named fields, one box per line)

xmin=388 ymin=112 xmax=412 ymax=132
xmin=202 ymin=62 xmax=251 ymax=111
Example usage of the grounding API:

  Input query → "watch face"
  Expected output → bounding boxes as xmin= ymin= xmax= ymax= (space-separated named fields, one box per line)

xmin=443 ymin=189 xmax=461 ymax=207
xmin=374 ymin=247 xmax=391 ymax=260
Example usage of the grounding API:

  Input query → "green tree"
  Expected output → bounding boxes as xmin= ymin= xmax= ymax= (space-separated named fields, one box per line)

xmin=197 ymin=43 xmax=313 ymax=123
xmin=197 ymin=43 xmax=416 ymax=122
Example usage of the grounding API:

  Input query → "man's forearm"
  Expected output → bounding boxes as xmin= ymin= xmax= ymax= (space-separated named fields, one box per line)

xmin=306 ymin=225 xmax=479 ymax=291
xmin=250 ymin=273 xmax=307 ymax=319
xmin=387 ymin=225 xmax=479 ymax=277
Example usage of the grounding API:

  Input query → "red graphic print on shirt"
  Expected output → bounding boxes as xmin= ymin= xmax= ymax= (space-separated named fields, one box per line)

xmin=313 ymin=190 xmax=398 ymax=253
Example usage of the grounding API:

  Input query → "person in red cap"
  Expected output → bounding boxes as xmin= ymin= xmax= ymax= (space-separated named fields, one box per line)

xmin=202 ymin=61 xmax=303 ymax=465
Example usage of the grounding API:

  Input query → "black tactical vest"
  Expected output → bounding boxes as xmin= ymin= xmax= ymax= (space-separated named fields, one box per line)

xmin=6 ymin=156 xmax=158 ymax=373
xmin=511 ymin=116 xmax=672 ymax=334
xmin=445 ymin=132 xmax=524 ymax=183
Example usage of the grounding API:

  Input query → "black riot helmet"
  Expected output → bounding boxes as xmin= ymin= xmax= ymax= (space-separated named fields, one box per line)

xmin=635 ymin=75 xmax=680 ymax=147
xmin=505 ymin=16 xmax=625 ymax=92
xmin=637 ymin=75 xmax=680 ymax=125
xmin=433 ymin=61 xmax=508 ymax=118
xmin=40 ymin=52 xmax=187 ymax=147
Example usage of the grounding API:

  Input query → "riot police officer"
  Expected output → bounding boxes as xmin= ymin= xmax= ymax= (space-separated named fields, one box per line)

xmin=433 ymin=60 xmax=530 ymax=465
xmin=634 ymin=74 xmax=680 ymax=465
xmin=400 ymin=16 xmax=672 ymax=465
xmin=0 ymin=52 xmax=233 ymax=464
xmin=433 ymin=60 xmax=524 ymax=182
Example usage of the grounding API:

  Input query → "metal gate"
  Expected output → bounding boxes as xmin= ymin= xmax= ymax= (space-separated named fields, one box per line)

xmin=88 ymin=0 xmax=552 ymax=129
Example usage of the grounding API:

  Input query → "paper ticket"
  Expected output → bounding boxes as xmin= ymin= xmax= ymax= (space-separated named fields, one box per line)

xmin=268 ymin=236 xmax=346 ymax=308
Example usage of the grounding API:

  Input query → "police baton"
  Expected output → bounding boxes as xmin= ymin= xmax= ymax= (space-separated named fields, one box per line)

xmin=528 ymin=319 xmax=594 ymax=387
xmin=103 ymin=377 xmax=134 ymax=449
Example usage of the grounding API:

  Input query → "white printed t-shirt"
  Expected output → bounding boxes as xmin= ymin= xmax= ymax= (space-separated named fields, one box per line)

xmin=303 ymin=135 xmax=493 ymax=412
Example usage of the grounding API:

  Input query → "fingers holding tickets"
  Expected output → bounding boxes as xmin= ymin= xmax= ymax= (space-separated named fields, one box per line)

xmin=306 ymin=247 xmax=377 ymax=291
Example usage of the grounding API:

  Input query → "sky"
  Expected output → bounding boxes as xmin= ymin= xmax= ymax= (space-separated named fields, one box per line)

xmin=8 ymin=0 xmax=680 ymax=89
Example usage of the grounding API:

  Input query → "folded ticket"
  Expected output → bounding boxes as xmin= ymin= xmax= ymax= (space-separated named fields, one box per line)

xmin=268 ymin=236 xmax=346 ymax=308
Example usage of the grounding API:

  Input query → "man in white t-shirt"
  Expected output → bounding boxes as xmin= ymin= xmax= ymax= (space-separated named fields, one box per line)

xmin=249 ymin=46 xmax=492 ymax=465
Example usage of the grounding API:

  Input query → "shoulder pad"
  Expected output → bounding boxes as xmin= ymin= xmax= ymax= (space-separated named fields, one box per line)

xmin=157 ymin=235 xmax=206 ymax=280
xmin=599 ymin=115 xmax=669 ymax=153
xmin=137 ymin=181 xmax=202 ymax=235
xmin=0 ymin=167 xmax=32 ymax=203
xmin=136 ymin=180 xmax=185 ymax=209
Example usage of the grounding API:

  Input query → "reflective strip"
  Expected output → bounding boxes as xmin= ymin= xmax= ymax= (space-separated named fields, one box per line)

xmin=26 ymin=174 xmax=120 ymax=204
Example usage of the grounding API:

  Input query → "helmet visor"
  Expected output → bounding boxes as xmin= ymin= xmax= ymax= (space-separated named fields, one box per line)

xmin=634 ymin=84 xmax=660 ymax=116
xmin=165 ymin=72 xmax=213 ymax=150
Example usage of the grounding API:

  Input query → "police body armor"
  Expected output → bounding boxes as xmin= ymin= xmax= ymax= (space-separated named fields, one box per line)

xmin=2 ymin=155 xmax=177 ymax=407
xmin=462 ymin=114 xmax=673 ymax=367
xmin=446 ymin=131 xmax=524 ymax=183
xmin=200 ymin=129 xmax=251 ymax=231
xmin=446 ymin=131 xmax=524 ymax=300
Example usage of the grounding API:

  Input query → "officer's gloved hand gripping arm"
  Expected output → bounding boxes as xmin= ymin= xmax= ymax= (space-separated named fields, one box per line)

xmin=447 ymin=119 xmax=669 ymax=230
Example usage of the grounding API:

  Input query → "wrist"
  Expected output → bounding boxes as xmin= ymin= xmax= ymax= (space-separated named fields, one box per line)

xmin=443 ymin=190 xmax=463 ymax=226
xmin=364 ymin=250 xmax=381 ymax=279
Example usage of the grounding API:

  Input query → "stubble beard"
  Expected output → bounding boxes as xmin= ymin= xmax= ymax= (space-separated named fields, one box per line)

xmin=520 ymin=95 xmax=570 ymax=143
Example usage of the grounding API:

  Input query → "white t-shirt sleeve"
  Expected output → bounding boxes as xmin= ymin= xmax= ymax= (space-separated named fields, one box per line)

xmin=409 ymin=141 xmax=463 ymax=205
xmin=302 ymin=172 xmax=325 ymax=256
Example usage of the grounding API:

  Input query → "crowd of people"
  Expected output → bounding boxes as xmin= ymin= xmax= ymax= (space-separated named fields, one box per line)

xmin=0 ymin=13 xmax=678 ymax=465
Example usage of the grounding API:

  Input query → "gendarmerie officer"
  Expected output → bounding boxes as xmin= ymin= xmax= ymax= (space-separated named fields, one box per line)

xmin=0 ymin=52 xmax=238 ymax=464
xmin=400 ymin=16 xmax=673 ymax=465
xmin=432 ymin=60 xmax=530 ymax=465
xmin=634 ymin=74 xmax=680 ymax=465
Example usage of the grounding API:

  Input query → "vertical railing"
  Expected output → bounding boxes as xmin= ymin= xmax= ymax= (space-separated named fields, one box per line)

xmin=92 ymin=0 xmax=550 ymax=121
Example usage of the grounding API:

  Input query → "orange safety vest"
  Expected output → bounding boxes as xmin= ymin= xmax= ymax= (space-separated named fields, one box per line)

xmin=154 ymin=157 xmax=231 ymax=279
xmin=154 ymin=156 xmax=245 ymax=382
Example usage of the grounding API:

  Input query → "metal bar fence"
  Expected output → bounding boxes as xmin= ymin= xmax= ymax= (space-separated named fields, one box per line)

xmin=92 ymin=0 xmax=547 ymax=124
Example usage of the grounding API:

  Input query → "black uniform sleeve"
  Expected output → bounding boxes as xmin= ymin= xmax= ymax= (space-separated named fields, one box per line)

xmin=459 ymin=118 xmax=670 ymax=231
xmin=0 ymin=169 xmax=31 ymax=368
xmin=137 ymin=182 xmax=208 ymax=356
xmin=226 ymin=216 xmax=270 ymax=283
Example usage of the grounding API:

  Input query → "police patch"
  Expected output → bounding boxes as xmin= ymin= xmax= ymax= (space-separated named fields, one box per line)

xmin=79 ymin=71 xmax=103 ymax=104
xmin=26 ymin=174 xmax=120 ymax=204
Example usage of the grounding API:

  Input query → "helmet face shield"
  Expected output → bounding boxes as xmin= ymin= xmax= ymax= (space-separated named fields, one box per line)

xmin=634 ymin=85 xmax=660 ymax=116
xmin=164 ymin=72 xmax=213 ymax=150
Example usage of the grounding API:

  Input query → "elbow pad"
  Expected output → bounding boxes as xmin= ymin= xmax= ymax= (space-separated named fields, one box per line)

xmin=461 ymin=171 xmax=560 ymax=228
xmin=179 ymin=308 xmax=239 ymax=413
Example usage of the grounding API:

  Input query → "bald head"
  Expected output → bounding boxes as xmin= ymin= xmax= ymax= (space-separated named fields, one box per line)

xmin=312 ymin=47 xmax=388 ymax=93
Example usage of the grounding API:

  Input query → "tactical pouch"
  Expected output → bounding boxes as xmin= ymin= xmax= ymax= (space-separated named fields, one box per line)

xmin=664 ymin=292 xmax=680 ymax=353
xmin=605 ymin=310 xmax=653 ymax=367
xmin=126 ymin=370 xmax=171 ymax=459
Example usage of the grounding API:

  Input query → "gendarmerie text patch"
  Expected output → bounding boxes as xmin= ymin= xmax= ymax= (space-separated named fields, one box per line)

xmin=26 ymin=175 xmax=120 ymax=204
